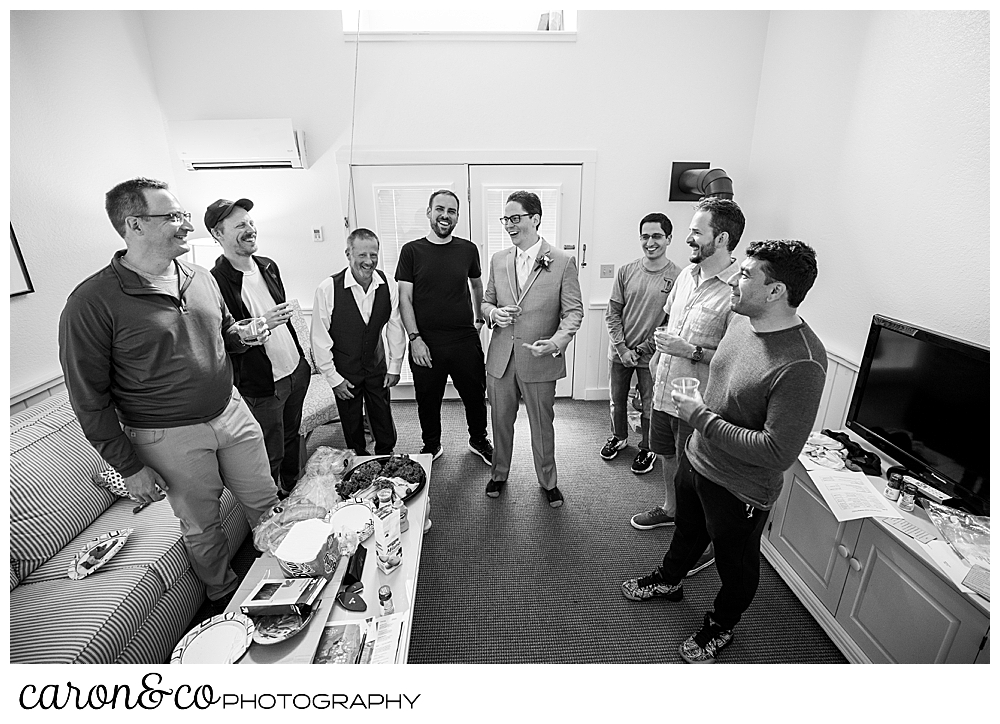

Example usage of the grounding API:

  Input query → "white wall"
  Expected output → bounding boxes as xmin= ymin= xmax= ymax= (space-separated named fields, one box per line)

xmin=9 ymin=10 xmax=178 ymax=396
xmin=743 ymin=10 xmax=989 ymax=361
xmin=9 ymin=10 xmax=990 ymax=398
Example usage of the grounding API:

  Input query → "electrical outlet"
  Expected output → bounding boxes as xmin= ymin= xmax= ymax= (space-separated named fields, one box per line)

xmin=600 ymin=264 xmax=614 ymax=279
xmin=312 ymin=226 xmax=323 ymax=242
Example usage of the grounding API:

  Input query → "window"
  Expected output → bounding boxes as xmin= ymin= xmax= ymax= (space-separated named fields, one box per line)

xmin=342 ymin=9 xmax=576 ymax=37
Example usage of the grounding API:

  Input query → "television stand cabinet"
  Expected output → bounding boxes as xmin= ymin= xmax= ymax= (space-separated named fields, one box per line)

xmin=762 ymin=459 xmax=990 ymax=664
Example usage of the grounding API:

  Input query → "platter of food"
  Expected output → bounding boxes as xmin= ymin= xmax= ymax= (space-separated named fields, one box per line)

xmin=337 ymin=454 xmax=427 ymax=504
xmin=330 ymin=500 xmax=375 ymax=542
xmin=68 ymin=528 xmax=133 ymax=580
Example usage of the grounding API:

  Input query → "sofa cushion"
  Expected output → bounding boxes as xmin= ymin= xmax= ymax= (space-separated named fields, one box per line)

xmin=9 ymin=392 xmax=116 ymax=581
xmin=10 ymin=565 xmax=165 ymax=664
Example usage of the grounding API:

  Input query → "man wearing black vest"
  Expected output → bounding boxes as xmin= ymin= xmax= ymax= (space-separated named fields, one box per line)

xmin=311 ymin=228 xmax=405 ymax=456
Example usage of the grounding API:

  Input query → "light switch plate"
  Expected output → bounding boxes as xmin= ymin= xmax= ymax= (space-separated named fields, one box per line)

xmin=600 ymin=264 xmax=614 ymax=278
xmin=312 ymin=226 xmax=324 ymax=242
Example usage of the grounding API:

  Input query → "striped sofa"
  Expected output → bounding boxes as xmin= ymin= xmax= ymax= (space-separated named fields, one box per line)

xmin=9 ymin=392 xmax=250 ymax=664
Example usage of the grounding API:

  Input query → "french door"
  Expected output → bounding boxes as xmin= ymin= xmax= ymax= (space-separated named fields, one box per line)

xmin=351 ymin=163 xmax=583 ymax=397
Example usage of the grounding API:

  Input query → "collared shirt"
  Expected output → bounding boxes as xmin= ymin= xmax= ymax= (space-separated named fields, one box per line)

xmin=651 ymin=258 xmax=741 ymax=415
xmin=311 ymin=268 xmax=406 ymax=389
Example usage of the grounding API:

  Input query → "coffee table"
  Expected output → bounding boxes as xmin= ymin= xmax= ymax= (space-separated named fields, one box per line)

xmin=225 ymin=453 xmax=431 ymax=664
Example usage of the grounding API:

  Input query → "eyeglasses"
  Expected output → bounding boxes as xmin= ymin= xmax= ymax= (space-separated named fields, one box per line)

xmin=142 ymin=211 xmax=192 ymax=224
xmin=500 ymin=214 xmax=534 ymax=225
xmin=640 ymin=233 xmax=668 ymax=242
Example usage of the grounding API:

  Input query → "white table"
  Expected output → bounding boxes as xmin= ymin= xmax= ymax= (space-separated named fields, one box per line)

xmin=226 ymin=453 xmax=431 ymax=664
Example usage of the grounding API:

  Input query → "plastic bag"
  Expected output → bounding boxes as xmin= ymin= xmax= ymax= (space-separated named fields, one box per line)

xmin=921 ymin=499 xmax=990 ymax=569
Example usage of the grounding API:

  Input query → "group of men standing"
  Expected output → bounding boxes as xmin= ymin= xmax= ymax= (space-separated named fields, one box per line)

xmin=59 ymin=176 xmax=826 ymax=663
xmin=604 ymin=196 xmax=827 ymax=662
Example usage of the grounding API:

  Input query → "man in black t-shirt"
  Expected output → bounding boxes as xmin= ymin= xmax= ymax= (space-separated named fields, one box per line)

xmin=395 ymin=190 xmax=493 ymax=465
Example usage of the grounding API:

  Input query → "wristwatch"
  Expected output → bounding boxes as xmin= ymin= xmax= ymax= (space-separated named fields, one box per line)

xmin=691 ymin=345 xmax=704 ymax=363
xmin=408 ymin=332 xmax=421 ymax=341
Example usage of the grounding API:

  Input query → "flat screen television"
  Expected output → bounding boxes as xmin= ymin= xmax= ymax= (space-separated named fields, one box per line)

xmin=846 ymin=315 xmax=989 ymax=516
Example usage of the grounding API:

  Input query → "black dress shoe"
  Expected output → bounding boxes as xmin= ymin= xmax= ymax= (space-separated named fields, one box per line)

xmin=485 ymin=479 xmax=506 ymax=498
xmin=545 ymin=487 xmax=564 ymax=508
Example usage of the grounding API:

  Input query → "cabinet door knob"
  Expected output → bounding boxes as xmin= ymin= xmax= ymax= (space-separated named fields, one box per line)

xmin=837 ymin=545 xmax=851 ymax=559
xmin=849 ymin=557 xmax=862 ymax=572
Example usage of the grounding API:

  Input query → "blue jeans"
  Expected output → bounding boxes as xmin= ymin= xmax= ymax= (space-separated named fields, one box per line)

xmin=608 ymin=359 xmax=653 ymax=450
xmin=243 ymin=356 xmax=311 ymax=489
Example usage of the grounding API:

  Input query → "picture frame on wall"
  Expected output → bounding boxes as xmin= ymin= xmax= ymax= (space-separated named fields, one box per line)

xmin=10 ymin=224 xmax=34 ymax=297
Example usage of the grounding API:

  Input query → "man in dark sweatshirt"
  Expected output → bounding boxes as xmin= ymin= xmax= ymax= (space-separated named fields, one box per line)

xmin=621 ymin=239 xmax=827 ymax=664
xmin=208 ymin=197 xmax=310 ymax=495
xmin=59 ymin=178 xmax=280 ymax=613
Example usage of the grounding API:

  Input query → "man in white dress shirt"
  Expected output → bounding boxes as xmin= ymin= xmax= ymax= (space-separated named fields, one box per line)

xmin=311 ymin=228 xmax=406 ymax=456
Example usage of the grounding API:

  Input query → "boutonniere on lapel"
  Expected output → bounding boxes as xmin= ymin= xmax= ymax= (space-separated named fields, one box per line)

xmin=534 ymin=252 xmax=554 ymax=272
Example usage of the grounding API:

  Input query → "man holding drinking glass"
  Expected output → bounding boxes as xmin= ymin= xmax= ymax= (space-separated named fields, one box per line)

xmin=629 ymin=197 xmax=744 ymax=578
xmin=621 ymin=239 xmax=826 ymax=663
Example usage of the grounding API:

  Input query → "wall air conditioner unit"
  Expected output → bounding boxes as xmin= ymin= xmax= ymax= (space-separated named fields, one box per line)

xmin=170 ymin=118 xmax=306 ymax=170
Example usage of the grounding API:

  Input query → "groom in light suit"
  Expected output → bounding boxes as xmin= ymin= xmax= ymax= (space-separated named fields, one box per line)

xmin=482 ymin=191 xmax=584 ymax=508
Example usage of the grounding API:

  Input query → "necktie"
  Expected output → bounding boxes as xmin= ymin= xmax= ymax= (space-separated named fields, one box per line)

xmin=517 ymin=251 xmax=531 ymax=294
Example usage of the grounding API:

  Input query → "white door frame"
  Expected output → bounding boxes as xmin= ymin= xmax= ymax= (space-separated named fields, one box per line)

xmin=337 ymin=148 xmax=597 ymax=401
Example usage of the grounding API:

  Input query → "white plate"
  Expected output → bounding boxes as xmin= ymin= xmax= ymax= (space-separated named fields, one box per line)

xmin=330 ymin=501 xmax=374 ymax=542
xmin=252 ymin=610 xmax=314 ymax=645
xmin=170 ymin=612 xmax=254 ymax=664
xmin=68 ymin=528 xmax=133 ymax=580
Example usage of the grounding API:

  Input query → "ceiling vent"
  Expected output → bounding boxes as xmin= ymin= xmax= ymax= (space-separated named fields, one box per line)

xmin=170 ymin=119 xmax=306 ymax=170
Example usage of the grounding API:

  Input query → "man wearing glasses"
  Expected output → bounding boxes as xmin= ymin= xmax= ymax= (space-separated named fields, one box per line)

xmin=482 ymin=191 xmax=584 ymax=508
xmin=59 ymin=177 xmax=280 ymax=615
xmin=208 ymin=198 xmax=311 ymax=497
xmin=602 ymin=213 xmax=681 ymax=475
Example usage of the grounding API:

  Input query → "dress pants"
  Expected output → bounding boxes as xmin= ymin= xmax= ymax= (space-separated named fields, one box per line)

xmin=335 ymin=370 xmax=397 ymax=456
xmin=487 ymin=357 xmax=558 ymax=490
xmin=659 ymin=454 xmax=770 ymax=631
xmin=123 ymin=389 xmax=280 ymax=600
xmin=410 ymin=335 xmax=489 ymax=449
xmin=243 ymin=356 xmax=311 ymax=489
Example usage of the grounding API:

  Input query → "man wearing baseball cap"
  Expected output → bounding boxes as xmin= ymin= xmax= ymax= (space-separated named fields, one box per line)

xmin=208 ymin=197 xmax=311 ymax=496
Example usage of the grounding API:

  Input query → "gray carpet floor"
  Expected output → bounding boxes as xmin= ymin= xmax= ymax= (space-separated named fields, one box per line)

xmin=306 ymin=398 xmax=848 ymax=665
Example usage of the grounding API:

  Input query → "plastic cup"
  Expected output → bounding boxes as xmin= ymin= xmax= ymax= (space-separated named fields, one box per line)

xmin=671 ymin=377 xmax=700 ymax=398
xmin=236 ymin=317 xmax=267 ymax=343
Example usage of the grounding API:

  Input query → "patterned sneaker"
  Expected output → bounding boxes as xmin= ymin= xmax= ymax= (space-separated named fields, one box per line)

xmin=600 ymin=436 xmax=628 ymax=460
xmin=630 ymin=506 xmax=675 ymax=530
xmin=630 ymin=450 xmax=656 ymax=475
xmin=679 ymin=613 xmax=733 ymax=664
xmin=468 ymin=438 xmax=493 ymax=465
xmin=420 ymin=444 xmax=443 ymax=461
xmin=621 ymin=569 xmax=683 ymax=602
xmin=685 ymin=545 xmax=715 ymax=577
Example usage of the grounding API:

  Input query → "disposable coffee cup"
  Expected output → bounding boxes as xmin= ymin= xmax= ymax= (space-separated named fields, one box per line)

xmin=671 ymin=377 xmax=700 ymax=398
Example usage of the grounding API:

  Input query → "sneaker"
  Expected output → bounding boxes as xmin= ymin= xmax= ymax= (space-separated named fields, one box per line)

xmin=600 ymin=436 xmax=628 ymax=460
xmin=679 ymin=613 xmax=733 ymax=664
xmin=468 ymin=438 xmax=493 ymax=465
xmin=685 ymin=546 xmax=716 ymax=578
xmin=630 ymin=450 xmax=656 ymax=475
xmin=485 ymin=479 xmax=506 ymax=498
xmin=630 ymin=506 xmax=675 ymax=530
xmin=545 ymin=487 xmax=564 ymax=508
xmin=621 ymin=569 xmax=684 ymax=602
xmin=420 ymin=444 xmax=443 ymax=461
